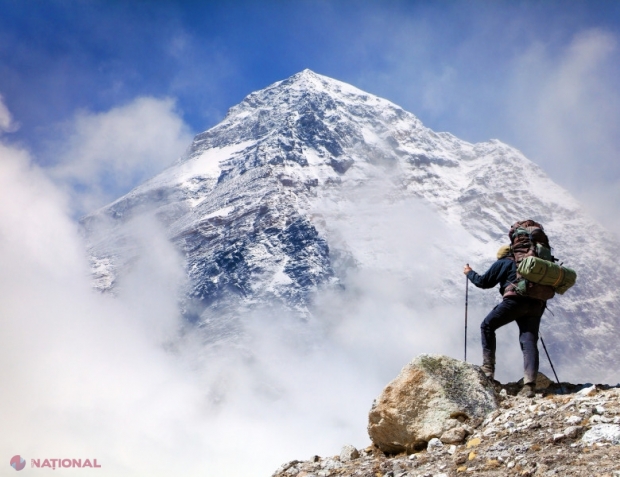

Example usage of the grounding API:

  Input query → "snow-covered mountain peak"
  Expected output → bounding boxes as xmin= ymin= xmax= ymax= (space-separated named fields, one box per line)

xmin=186 ymin=69 xmax=428 ymax=165
xmin=231 ymin=68 xmax=401 ymax=114
xmin=83 ymin=70 xmax=620 ymax=382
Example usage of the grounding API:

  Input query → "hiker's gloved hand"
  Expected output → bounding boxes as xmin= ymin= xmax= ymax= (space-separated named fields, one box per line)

xmin=463 ymin=264 xmax=472 ymax=275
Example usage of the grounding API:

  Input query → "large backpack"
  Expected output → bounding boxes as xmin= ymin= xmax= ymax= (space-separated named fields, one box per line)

xmin=504 ymin=220 xmax=557 ymax=300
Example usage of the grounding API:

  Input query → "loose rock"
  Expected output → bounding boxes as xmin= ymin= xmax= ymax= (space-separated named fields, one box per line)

xmin=427 ymin=437 xmax=444 ymax=452
xmin=440 ymin=426 xmax=468 ymax=444
xmin=339 ymin=445 xmax=360 ymax=462
xmin=582 ymin=423 xmax=620 ymax=445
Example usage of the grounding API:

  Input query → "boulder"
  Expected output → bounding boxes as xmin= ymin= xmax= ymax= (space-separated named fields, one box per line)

xmin=367 ymin=354 xmax=498 ymax=454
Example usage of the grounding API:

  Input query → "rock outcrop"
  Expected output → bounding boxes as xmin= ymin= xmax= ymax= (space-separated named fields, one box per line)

xmin=272 ymin=356 xmax=620 ymax=477
xmin=367 ymin=354 xmax=498 ymax=453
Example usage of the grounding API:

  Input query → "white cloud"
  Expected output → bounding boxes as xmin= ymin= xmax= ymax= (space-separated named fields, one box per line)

xmin=0 ymin=139 xmax=199 ymax=475
xmin=0 ymin=121 xmax=400 ymax=477
xmin=0 ymin=137 xmax=310 ymax=477
xmin=0 ymin=127 xmax=498 ymax=476
xmin=0 ymin=94 xmax=19 ymax=133
xmin=310 ymin=180 xmax=525 ymax=384
xmin=506 ymin=29 xmax=620 ymax=235
xmin=49 ymin=97 xmax=194 ymax=215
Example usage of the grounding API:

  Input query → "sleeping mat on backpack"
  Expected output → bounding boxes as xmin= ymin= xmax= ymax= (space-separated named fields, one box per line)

xmin=517 ymin=256 xmax=577 ymax=295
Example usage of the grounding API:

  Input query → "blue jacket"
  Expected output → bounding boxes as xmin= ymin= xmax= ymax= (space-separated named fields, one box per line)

xmin=467 ymin=258 xmax=517 ymax=296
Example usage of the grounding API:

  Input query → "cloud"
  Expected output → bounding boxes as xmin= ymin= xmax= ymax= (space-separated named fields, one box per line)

xmin=1 ymin=121 xmax=506 ymax=475
xmin=0 ymin=94 xmax=19 ymax=133
xmin=506 ymin=28 xmax=620 ymax=235
xmin=0 ymin=116 xmax=405 ymax=476
xmin=0 ymin=135 xmax=311 ymax=476
xmin=48 ymin=97 xmax=194 ymax=215
xmin=0 ymin=139 xmax=198 ymax=475
xmin=0 ymin=152 xmax=382 ymax=476
xmin=310 ymin=179 xmax=526 ymax=384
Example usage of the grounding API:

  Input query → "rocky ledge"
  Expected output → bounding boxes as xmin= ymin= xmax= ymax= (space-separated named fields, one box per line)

xmin=272 ymin=355 xmax=620 ymax=477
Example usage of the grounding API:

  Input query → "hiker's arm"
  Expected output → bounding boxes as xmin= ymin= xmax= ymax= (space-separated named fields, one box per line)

xmin=466 ymin=261 xmax=504 ymax=289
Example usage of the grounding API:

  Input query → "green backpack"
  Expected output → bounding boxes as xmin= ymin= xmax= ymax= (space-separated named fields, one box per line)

xmin=505 ymin=220 xmax=577 ymax=300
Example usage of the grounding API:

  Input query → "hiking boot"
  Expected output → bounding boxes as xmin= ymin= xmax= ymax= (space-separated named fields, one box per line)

xmin=480 ymin=364 xmax=495 ymax=380
xmin=519 ymin=382 xmax=536 ymax=398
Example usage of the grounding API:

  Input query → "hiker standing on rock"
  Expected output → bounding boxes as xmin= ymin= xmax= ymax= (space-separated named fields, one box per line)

xmin=463 ymin=221 xmax=561 ymax=398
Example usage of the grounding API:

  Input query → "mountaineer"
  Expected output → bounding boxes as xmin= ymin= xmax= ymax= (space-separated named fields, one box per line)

xmin=463 ymin=220 xmax=576 ymax=398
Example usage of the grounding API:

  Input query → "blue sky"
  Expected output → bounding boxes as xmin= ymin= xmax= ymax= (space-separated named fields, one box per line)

xmin=2 ymin=0 xmax=620 ymax=221
xmin=1 ymin=1 xmax=618 ymax=138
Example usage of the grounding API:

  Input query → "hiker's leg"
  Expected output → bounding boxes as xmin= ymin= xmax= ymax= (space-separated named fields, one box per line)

xmin=480 ymin=298 xmax=521 ymax=372
xmin=516 ymin=301 xmax=545 ymax=384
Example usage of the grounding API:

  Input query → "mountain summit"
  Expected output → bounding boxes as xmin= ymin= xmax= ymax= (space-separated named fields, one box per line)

xmin=83 ymin=70 xmax=620 ymax=380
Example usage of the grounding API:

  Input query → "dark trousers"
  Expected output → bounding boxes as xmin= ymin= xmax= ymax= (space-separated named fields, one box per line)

xmin=480 ymin=297 xmax=545 ymax=384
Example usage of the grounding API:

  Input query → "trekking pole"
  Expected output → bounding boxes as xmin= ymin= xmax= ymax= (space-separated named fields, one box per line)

xmin=464 ymin=265 xmax=469 ymax=362
xmin=540 ymin=333 xmax=564 ymax=394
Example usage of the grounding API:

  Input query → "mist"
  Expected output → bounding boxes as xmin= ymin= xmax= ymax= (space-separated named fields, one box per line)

xmin=1 ymin=118 xmax=530 ymax=475
xmin=0 ymin=128 xmax=474 ymax=477
xmin=505 ymin=28 xmax=620 ymax=237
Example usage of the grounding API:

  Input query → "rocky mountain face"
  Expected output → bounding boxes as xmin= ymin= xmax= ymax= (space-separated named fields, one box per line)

xmin=272 ymin=355 xmax=620 ymax=477
xmin=82 ymin=69 xmax=620 ymax=379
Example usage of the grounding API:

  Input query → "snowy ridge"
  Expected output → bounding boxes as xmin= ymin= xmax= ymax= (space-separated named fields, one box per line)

xmin=82 ymin=69 xmax=620 ymax=379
